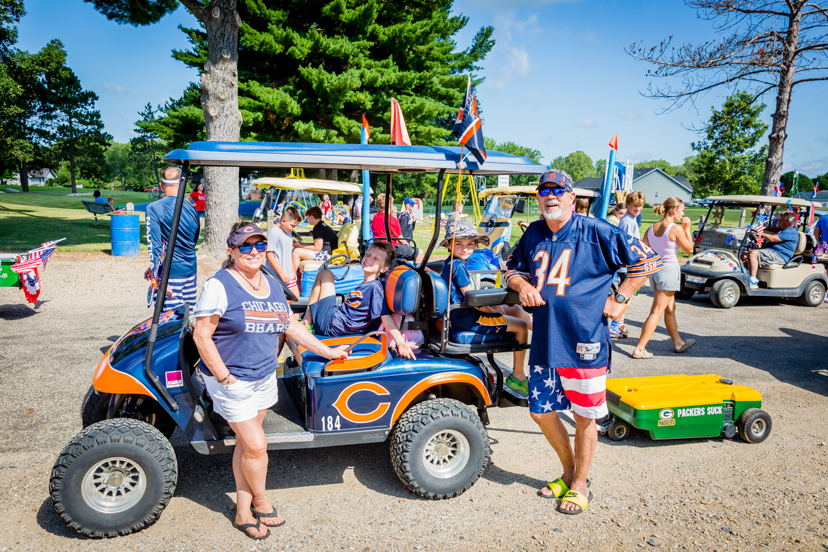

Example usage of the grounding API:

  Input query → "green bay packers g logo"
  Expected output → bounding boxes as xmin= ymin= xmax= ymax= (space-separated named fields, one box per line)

xmin=659 ymin=408 xmax=674 ymax=420
xmin=332 ymin=382 xmax=391 ymax=423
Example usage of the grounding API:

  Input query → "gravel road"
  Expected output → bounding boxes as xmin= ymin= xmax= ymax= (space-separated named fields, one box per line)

xmin=1 ymin=252 xmax=827 ymax=552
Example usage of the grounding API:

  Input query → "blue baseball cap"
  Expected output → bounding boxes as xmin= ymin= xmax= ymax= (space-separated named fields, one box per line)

xmin=404 ymin=197 xmax=416 ymax=205
xmin=537 ymin=170 xmax=573 ymax=192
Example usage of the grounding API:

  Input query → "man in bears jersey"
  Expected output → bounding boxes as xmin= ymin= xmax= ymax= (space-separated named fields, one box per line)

xmin=505 ymin=170 xmax=663 ymax=514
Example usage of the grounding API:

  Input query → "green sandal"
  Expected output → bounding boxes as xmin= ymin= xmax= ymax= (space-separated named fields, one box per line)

xmin=505 ymin=374 xmax=529 ymax=395
xmin=537 ymin=478 xmax=569 ymax=499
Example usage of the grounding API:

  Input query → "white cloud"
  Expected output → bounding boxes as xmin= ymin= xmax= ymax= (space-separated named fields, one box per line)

xmin=103 ymin=82 xmax=127 ymax=94
xmin=618 ymin=108 xmax=639 ymax=119
xmin=576 ymin=119 xmax=596 ymax=128
xmin=482 ymin=14 xmax=538 ymax=90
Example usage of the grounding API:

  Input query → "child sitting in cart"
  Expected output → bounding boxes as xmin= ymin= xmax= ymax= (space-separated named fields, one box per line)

xmin=300 ymin=241 xmax=416 ymax=360
xmin=440 ymin=221 xmax=531 ymax=396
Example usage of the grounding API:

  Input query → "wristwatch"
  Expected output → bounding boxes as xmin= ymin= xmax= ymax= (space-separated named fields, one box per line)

xmin=614 ymin=292 xmax=630 ymax=304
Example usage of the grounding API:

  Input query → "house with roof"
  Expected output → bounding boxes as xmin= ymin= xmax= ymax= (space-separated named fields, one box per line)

xmin=575 ymin=168 xmax=693 ymax=204
xmin=9 ymin=168 xmax=57 ymax=187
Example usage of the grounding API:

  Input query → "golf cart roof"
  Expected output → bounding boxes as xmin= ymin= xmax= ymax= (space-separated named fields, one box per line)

xmin=706 ymin=195 xmax=813 ymax=208
xmin=252 ymin=177 xmax=362 ymax=195
xmin=479 ymin=185 xmax=600 ymax=199
xmin=164 ymin=142 xmax=548 ymax=175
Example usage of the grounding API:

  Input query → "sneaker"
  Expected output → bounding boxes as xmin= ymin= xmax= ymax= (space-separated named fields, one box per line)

xmin=748 ymin=276 xmax=759 ymax=287
xmin=505 ymin=374 xmax=529 ymax=396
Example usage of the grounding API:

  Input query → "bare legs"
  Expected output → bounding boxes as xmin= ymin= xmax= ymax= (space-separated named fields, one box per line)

xmin=632 ymin=289 xmax=686 ymax=356
xmin=298 ymin=270 xmax=336 ymax=327
xmin=531 ymin=411 xmax=596 ymax=509
xmin=228 ymin=411 xmax=284 ymax=537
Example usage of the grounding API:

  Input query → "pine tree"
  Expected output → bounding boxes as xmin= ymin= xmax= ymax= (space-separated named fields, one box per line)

xmin=44 ymin=63 xmax=112 ymax=193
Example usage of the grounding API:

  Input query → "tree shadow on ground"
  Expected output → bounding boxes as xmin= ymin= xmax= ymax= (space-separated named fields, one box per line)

xmin=0 ymin=302 xmax=44 ymax=320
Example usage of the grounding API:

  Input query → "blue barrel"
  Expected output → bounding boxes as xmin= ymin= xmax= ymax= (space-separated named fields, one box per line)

xmin=111 ymin=214 xmax=140 ymax=257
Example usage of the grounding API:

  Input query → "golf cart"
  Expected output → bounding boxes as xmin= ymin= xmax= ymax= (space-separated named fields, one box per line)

xmin=49 ymin=141 xmax=545 ymax=537
xmin=679 ymin=195 xmax=827 ymax=308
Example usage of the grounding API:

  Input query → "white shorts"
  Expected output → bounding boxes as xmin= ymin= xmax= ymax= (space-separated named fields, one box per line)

xmin=201 ymin=370 xmax=279 ymax=423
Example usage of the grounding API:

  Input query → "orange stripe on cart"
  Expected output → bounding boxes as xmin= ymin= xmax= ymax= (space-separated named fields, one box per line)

xmin=92 ymin=347 xmax=154 ymax=397
xmin=391 ymin=373 xmax=491 ymax=423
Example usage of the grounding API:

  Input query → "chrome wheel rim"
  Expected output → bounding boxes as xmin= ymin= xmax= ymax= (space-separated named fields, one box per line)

xmin=750 ymin=419 xmax=766 ymax=438
xmin=423 ymin=430 xmax=470 ymax=479
xmin=723 ymin=286 xmax=736 ymax=303
xmin=82 ymin=457 xmax=147 ymax=514
xmin=809 ymin=285 xmax=823 ymax=303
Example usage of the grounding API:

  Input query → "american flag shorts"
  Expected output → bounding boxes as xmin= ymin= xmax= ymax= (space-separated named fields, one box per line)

xmin=528 ymin=366 xmax=608 ymax=419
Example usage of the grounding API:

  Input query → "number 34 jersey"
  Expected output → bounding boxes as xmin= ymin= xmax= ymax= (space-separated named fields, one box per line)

xmin=505 ymin=215 xmax=663 ymax=370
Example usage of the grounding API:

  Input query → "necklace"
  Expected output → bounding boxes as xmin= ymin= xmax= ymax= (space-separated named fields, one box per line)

xmin=235 ymin=269 xmax=262 ymax=291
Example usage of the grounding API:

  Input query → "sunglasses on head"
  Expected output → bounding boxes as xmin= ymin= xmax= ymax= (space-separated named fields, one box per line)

xmin=238 ymin=241 xmax=267 ymax=254
xmin=538 ymin=186 xmax=568 ymax=197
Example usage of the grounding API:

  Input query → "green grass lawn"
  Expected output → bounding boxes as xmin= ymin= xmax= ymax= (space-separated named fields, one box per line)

xmin=0 ymin=186 xmax=153 ymax=252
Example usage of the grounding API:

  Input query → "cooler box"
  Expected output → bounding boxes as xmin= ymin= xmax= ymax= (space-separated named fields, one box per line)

xmin=301 ymin=265 xmax=365 ymax=298
xmin=0 ymin=255 xmax=21 ymax=288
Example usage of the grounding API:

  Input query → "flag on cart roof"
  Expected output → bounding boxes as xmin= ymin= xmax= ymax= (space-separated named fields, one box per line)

xmin=362 ymin=114 xmax=371 ymax=142
xmin=390 ymin=98 xmax=411 ymax=146
xmin=453 ymin=76 xmax=487 ymax=165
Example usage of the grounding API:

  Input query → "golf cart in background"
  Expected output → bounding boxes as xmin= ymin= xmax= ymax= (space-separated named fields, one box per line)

xmin=250 ymin=175 xmax=362 ymax=231
xmin=49 ymin=141 xmax=546 ymax=538
xmin=679 ymin=195 xmax=827 ymax=308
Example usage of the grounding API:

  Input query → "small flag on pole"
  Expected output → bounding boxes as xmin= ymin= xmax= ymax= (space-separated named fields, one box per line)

xmin=390 ymin=98 xmax=411 ymax=146
xmin=11 ymin=254 xmax=43 ymax=273
xmin=362 ymin=114 xmax=371 ymax=142
xmin=452 ymin=76 xmax=487 ymax=165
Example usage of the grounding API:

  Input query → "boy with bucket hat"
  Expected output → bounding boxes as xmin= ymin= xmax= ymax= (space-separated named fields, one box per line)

xmin=440 ymin=221 xmax=530 ymax=394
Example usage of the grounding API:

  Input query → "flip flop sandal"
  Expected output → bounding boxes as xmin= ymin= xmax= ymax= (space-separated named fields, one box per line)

xmin=556 ymin=490 xmax=593 ymax=515
xmin=232 ymin=518 xmax=270 ymax=540
xmin=632 ymin=351 xmax=653 ymax=359
xmin=505 ymin=374 xmax=529 ymax=395
xmin=537 ymin=478 xmax=591 ymax=499
xmin=251 ymin=506 xmax=286 ymax=528
xmin=610 ymin=331 xmax=627 ymax=339
xmin=675 ymin=339 xmax=696 ymax=354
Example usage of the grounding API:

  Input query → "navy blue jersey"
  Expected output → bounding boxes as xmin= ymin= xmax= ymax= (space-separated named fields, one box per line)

xmin=329 ymin=278 xmax=391 ymax=335
xmin=505 ymin=216 xmax=662 ymax=369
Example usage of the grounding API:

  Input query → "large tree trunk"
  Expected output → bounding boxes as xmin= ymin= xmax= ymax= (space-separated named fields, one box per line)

xmin=19 ymin=161 xmax=29 ymax=193
xmin=189 ymin=0 xmax=242 ymax=258
xmin=762 ymin=8 xmax=802 ymax=196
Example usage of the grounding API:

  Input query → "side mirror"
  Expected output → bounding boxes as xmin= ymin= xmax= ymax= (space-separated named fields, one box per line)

xmin=514 ymin=199 xmax=526 ymax=213
xmin=252 ymin=207 xmax=263 ymax=223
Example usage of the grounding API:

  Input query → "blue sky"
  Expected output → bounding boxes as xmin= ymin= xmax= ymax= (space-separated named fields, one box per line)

xmin=17 ymin=0 xmax=828 ymax=175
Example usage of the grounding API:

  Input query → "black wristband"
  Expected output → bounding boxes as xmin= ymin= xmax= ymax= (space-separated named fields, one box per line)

xmin=217 ymin=374 xmax=230 ymax=384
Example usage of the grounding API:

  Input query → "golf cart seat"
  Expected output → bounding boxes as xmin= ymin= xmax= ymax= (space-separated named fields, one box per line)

xmin=760 ymin=231 xmax=808 ymax=269
xmin=300 ymin=222 xmax=359 ymax=273
xmin=423 ymin=270 xmax=525 ymax=355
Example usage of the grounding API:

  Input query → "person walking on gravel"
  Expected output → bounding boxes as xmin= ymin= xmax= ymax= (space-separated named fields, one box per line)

xmin=505 ymin=170 xmax=663 ymax=514
xmin=631 ymin=198 xmax=696 ymax=359
xmin=145 ymin=167 xmax=201 ymax=309
xmin=193 ymin=222 xmax=349 ymax=540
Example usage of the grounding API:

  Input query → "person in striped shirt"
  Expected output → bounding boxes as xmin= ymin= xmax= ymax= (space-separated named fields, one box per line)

xmin=145 ymin=167 xmax=201 ymax=310
xmin=505 ymin=170 xmax=662 ymax=515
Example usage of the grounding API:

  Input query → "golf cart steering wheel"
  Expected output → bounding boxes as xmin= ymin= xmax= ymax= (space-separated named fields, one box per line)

xmin=322 ymin=254 xmax=352 ymax=281
xmin=322 ymin=331 xmax=386 ymax=370
xmin=482 ymin=215 xmax=497 ymax=234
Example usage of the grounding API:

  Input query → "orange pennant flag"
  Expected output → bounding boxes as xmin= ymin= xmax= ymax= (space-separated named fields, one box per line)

xmin=390 ymin=98 xmax=412 ymax=146
xmin=362 ymin=114 xmax=370 ymax=142
xmin=608 ymin=133 xmax=618 ymax=151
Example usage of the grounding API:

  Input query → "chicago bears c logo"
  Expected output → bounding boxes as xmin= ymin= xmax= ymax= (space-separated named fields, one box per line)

xmin=332 ymin=382 xmax=391 ymax=423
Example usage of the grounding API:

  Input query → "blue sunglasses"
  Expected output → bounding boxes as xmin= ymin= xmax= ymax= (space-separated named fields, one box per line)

xmin=538 ymin=186 xmax=569 ymax=197
xmin=238 ymin=241 xmax=267 ymax=254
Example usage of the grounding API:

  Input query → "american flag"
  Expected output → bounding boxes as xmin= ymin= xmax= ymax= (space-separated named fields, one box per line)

xmin=11 ymin=254 xmax=43 ymax=274
xmin=37 ymin=241 xmax=59 ymax=267
xmin=754 ymin=213 xmax=768 ymax=248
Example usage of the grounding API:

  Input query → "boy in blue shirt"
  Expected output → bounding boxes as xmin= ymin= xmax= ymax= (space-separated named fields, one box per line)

xmin=302 ymin=241 xmax=415 ymax=360
xmin=440 ymin=222 xmax=530 ymax=395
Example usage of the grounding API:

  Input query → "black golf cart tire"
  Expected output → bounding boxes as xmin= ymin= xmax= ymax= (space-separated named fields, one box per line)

xmin=50 ymin=418 xmax=178 ymax=538
xmin=798 ymin=280 xmax=826 ymax=307
xmin=390 ymin=398 xmax=490 ymax=499
xmin=81 ymin=386 xmax=110 ymax=428
xmin=711 ymin=279 xmax=740 ymax=309
xmin=737 ymin=408 xmax=772 ymax=444
xmin=607 ymin=419 xmax=631 ymax=442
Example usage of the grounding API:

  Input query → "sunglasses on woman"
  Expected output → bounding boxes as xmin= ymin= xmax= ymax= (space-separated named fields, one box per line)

xmin=238 ymin=241 xmax=267 ymax=254
xmin=538 ymin=186 xmax=568 ymax=197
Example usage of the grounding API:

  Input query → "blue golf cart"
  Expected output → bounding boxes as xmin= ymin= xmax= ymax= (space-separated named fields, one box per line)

xmin=49 ymin=141 xmax=546 ymax=537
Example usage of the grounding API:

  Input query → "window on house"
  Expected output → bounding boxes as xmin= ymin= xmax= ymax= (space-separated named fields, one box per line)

xmin=654 ymin=191 xmax=659 ymax=198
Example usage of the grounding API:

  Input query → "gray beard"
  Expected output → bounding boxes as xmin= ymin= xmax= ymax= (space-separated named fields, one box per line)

xmin=542 ymin=205 xmax=563 ymax=221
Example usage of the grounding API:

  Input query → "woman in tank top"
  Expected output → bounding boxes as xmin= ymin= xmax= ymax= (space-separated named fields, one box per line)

xmin=193 ymin=222 xmax=349 ymax=540
xmin=631 ymin=197 xmax=697 ymax=359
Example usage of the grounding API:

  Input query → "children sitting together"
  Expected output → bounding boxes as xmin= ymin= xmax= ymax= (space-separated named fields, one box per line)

xmin=256 ymin=194 xmax=534 ymax=395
